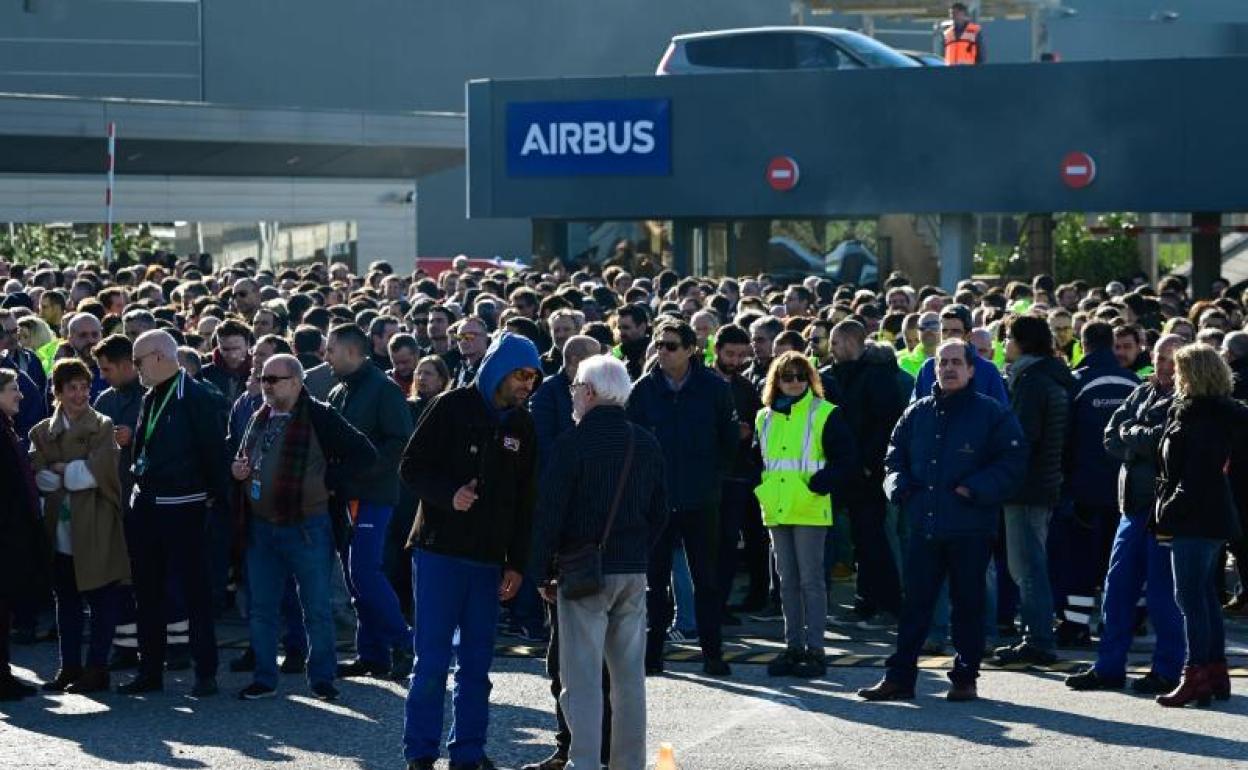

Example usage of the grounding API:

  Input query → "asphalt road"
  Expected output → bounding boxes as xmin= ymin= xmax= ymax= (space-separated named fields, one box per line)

xmin=4 ymin=617 xmax=1248 ymax=770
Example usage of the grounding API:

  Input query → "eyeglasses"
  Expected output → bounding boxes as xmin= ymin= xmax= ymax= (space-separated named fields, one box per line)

xmin=569 ymin=382 xmax=591 ymax=395
xmin=657 ymin=341 xmax=683 ymax=352
xmin=779 ymin=372 xmax=806 ymax=384
xmin=260 ymin=375 xmax=294 ymax=386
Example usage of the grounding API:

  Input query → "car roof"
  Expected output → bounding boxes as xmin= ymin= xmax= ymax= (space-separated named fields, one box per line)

xmin=670 ymin=26 xmax=866 ymax=44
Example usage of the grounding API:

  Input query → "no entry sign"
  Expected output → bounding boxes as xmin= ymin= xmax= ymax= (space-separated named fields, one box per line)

xmin=1061 ymin=151 xmax=1096 ymax=189
xmin=766 ymin=156 xmax=800 ymax=191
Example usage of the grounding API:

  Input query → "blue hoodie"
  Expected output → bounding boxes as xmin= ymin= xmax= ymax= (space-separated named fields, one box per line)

xmin=475 ymin=332 xmax=543 ymax=420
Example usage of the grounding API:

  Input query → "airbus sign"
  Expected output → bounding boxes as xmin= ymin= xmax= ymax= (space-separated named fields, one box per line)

xmin=506 ymin=99 xmax=671 ymax=177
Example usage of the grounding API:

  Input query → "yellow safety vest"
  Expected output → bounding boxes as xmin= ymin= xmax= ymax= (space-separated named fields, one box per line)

xmin=897 ymin=345 xmax=930 ymax=378
xmin=753 ymin=391 xmax=835 ymax=527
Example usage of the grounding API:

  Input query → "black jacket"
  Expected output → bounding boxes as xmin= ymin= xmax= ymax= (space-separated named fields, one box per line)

xmin=529 ymin=405 xmax=668 ymax=578
xmin=401 ymin=386 xmax=538 ymax=571
xmin=131 ymin=370 xmax=228 ymax=504
xmin=724 ymin=371 xmax=763 ymax=482
xmin=826 ymin=343 xmax=908 ymax=495
xmin=1006 ymin=355 xmax=1074 ymax=506
xmin=0 ymin=418 xmax=48 ymax=601
xmin=328 ymin=361 xmax=414 ymax=506
xmin=1155 ymin=396 xmax=1248 ymax=541
xmin=1104 ymin=382 xmax=1173 ymax=516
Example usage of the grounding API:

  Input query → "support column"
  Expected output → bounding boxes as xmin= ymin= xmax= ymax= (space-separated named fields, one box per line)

xmin=531 ymin=219 xmax=567 ymax=264
xmin=1191 ymin=211 xmax=1222 ymax=300
xmin=672 ymin=219 xmax=695 ymax=276
xmin=939 ymin=213 xmax=975 ymax=292
xmin=1024 ymin=213 xmax=1054 ymax=279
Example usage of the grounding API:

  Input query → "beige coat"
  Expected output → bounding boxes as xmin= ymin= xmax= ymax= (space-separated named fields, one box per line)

xmin=30 ymin=406 xmax=130 ymax=592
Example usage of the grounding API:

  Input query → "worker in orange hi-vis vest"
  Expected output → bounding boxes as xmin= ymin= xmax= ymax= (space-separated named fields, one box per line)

xmin=944 ymin=2 xmax=986 ymax=66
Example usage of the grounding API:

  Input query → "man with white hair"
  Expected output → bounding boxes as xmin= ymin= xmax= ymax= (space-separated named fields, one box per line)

xmin=528 ymin=354 xmax=668 ymax=770
xmin=118 ymin=330 xmax=228 ymax=698
xmin=231 ymin=354 xmax=376 ymax=702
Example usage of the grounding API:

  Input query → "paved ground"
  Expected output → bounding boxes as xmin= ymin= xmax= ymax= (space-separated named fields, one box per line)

xmin=4 ymin=584 xmax=1248 ymax=769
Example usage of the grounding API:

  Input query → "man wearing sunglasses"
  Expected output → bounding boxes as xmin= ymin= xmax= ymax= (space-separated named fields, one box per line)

xmin=453 ymin=316 xmax=490 ymax=389
xmin=231 ymin=354 xmax=376 ymax=702
xmin=400 ymin=332 xmax=542 ymax=770
xmin=627 ymin=318 xmax=738 ymax=677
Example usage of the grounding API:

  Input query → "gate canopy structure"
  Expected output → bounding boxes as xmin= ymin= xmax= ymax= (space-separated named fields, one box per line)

xmin=467 ymin=56 xmax=1248 ymax=291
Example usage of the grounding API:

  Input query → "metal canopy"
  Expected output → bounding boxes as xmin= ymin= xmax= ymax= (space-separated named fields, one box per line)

xmin=809 ymin=0 xmax=1060 ymax=20
xmin=0 ymin=93 xmax=465 ymax=179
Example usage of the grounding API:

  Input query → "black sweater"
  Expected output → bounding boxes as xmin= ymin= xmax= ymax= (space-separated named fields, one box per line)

xmin=528 ymin=405 xmax=668 ymax=579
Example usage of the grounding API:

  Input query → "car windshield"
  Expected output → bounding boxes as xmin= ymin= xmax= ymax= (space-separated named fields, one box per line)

xmin=834 ymin=31 xmax=920 ymax=68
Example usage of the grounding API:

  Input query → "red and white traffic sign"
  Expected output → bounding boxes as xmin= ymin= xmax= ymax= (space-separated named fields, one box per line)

xmin=1061 ymin=151 xmax=1096 ymax=189
xmin=766 ymin=156 xmax=800 ymax=192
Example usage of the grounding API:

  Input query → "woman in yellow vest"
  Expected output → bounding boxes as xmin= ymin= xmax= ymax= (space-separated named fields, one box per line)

xmin=755 ymin=351 xmax=857 ymax=679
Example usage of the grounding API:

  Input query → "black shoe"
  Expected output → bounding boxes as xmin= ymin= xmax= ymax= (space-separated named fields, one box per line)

xmin=118 ymin=674 xmax=164 ymax=695
xmin=1065 ymin=666 xmax=1125 ymax=691
xmin=108 ymin=648 xmax=140 ymax=672
xmin=229 ymin=648 xmax=257 ymax=673
xmin=1131 ymin=671 xmax=1177 ymax=695
xmin=722 ymin=612 xmax=743 ymax=627
xmin=794 ymin=648 xmax=828 ymax=679
xmin=519 ymin=750 xmax=568 ymax=770
xmin=1055 ymin=622 xmax=1094 ymax=649
xmin=42 ymin=667 xmax=84 ymax=693
xmin=645 ymin=662 xmax=665 ymax=677
xmin=997 ymin=622 xmax=1020 ymax=639
xmin=311 ymin=681 xmax=339 ymax=701
xmin=0 ymin=675 xmax=38 ymax=700
xmin=280 ymin=653 xmax=307 ymax=675
xmin=702 ymin=657 xmax=731 ymax=677
xmin=238 ymin=682 xmax=277 ymax=700
xmin=165 ymin=647 xmax=192 ymax=672
xmin=190 ymin=676 xmax=218 ymax=697
xmin=767 ymin=646 xmax=803 ymax=677
xmin=946 ymin=681 xmax=978 ymax=702
xmin=512 ymin=624 xmax=550 ymax=644
xmin=749 ymin=602 xmax=784 ymax=622
xmin=857 ymin=677 xmax=915 ymax=701
xmin=734 ymin=594 xmax=768 ymax=613
xmin=336 ymin=658 xmax=389 ymax=678
xmin=450 ymin=758 xmax=496 ymax=770
xmin=994 ymin=643 xmax=1058 ymax=666
xmin=406 ymin=759 xmax=437 ymax=770
xmin=391 ymin=647 xmax=414 ymax=681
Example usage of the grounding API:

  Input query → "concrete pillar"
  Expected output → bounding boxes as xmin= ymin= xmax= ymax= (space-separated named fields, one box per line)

xmin=1024 ymin=213 xmax=1054 ymax=279
xmin=1191 ymin=211 xmax=1222 ymax=300
xmin=939 ymin=213 xmax=975 ymax=292
xmin=672 ymin=220 xmax=695 ymax=276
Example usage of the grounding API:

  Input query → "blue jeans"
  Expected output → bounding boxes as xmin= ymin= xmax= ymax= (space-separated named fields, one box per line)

xmin=1095 ymin=511 xmax=1184 ymax=681
xmin=404 ymin=549 xmax=500 ymax=765
xmin=887 ymin=532 xmax=993 ymax=687
xmin=1169 ymin=537 xmax=1226 ymax=666
xmin=671 ymin=544 xmax=697 ymax=634
xmin=344 ymin=502 xmax=411 ymax=665
xmin=1003 ymin=504 xmax=1056 ymax=652
xmin=53 ymin=554 xmax=121 ymax=669
xmin=246 ymin=515 xmax=336 ymax=689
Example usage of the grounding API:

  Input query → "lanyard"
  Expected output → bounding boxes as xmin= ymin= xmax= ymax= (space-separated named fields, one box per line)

xmin=142 ymin=372 xmax=179 ymax=446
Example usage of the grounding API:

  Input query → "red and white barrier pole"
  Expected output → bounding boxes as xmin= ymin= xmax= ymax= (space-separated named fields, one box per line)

xmin=104 ymin=121 xmax=116 ymax=265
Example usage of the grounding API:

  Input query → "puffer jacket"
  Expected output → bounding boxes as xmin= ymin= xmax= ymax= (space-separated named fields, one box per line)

xmin=1103 ymin=381 xmax=1173 ymax=516
xmin=884 ymin=385 xmax=1027 ymax=538
xmin=1005 ymin=355 xmax=1073 ymax=507
xmin=1154 ymin=395 xmax=1248 ymax=541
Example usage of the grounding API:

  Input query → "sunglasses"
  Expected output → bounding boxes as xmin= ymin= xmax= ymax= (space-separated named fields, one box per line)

xmin=455 ymin=332 xmax=481 ymax=342
xmin=779 ymin=372 xmax=806 ymax=384
xmin=657 ymin=341 xmax=684 ymax=352
xmin=511 ymin=370 xmax=539 ymax=383
xmin=260 ymin=375 xmax=294 ymax=385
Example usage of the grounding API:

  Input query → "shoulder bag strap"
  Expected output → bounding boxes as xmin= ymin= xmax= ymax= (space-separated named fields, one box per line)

xmin=598 ymin=425 xmax=636 ymax=551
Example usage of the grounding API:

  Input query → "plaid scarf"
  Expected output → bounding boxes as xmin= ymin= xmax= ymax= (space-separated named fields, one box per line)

xmin=244 ymin=391 xmax=313 ymax=525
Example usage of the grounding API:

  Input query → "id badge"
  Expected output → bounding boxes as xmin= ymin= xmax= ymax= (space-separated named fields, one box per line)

xmin=133 ymin=452 xmax=148 ymax=476
xmin=250 ymin=478 xmax=262 ymax=501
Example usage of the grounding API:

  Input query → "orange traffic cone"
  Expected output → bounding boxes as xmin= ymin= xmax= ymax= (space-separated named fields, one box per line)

xmin=655 ymin=742 xmax=677 ymax=770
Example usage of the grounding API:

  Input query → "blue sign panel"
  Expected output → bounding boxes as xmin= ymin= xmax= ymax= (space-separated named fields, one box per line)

xmin=506 ymin=99 xmax=671 ymax=177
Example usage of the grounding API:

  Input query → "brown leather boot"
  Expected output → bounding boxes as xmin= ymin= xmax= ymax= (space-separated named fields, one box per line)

xmin=1156 ymin=664 xmax=1212 ymax=708
xmin=65 ymin=666 xmax=110 ymax=695
xmin=1207 ymin=660 xmax=1231 ymax=702
xmin=41 ymin=666 xmax=83 ymax=693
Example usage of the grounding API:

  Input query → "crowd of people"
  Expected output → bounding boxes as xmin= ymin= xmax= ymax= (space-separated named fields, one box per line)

xmin=0 ymin=252 xmax=1246 ymax=769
